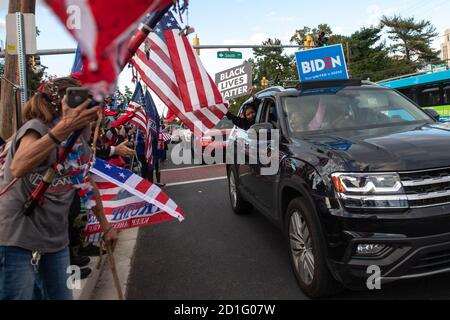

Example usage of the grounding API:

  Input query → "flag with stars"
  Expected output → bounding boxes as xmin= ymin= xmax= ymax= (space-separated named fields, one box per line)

xmin=129 ymin=83 xmax=155 ymax=165
xmin=132 ymin=11 xmax=229 ymax=135
xmin=85 ymin=158 xmax=185 ymax=237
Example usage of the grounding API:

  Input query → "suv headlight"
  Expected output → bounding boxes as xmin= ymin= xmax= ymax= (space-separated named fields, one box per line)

xmin=331 ymin=173 xmax=408 ymax=210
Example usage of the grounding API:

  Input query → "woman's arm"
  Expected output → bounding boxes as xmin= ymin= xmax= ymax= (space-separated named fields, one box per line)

xmin=90 ymin=179 xmax=118 ymax=242
xmin=10 ymin=98 xmax=101 ymax=178
xmin=226 ymin=112 xmax=249 ymax=130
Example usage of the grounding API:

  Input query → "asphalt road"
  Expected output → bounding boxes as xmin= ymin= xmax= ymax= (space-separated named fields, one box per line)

xmin=127 ymin=176 xmax=450 ymax=300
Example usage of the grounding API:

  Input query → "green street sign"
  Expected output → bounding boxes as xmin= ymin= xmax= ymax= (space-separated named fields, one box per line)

xmin=217 ymin=51 xmax=243 ymax=59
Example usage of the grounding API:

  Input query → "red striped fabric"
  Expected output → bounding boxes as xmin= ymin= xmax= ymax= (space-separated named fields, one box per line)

xmin=129 ymin=108 xmax=154 ymax=166
xmin=131 ymin=12 xmax=229 ymax=135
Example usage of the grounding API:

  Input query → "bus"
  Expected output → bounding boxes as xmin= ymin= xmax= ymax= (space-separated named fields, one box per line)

xmin=378 ymin=68 xmax=450 ymax=120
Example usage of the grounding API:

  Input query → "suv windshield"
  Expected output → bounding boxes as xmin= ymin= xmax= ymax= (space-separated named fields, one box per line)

xmin=282 ymin=86 xmax=432 ymax=134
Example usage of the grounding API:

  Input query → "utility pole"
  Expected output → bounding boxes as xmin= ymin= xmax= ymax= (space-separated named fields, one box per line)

xmin=346 ymin=42 xmax=351 ymax=78
xmin=0 ymin=0 xmax=36 ymax=140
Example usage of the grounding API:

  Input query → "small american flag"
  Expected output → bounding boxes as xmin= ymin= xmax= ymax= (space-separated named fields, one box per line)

xmin=85 ymin=158 xmax=184 ymax=239
xmin=161 ymin=132 xmax=172 ymax=143
xmin=129 ymin=83 xmax=155 ymax=165
xmin=132 ymin=11 xmax=229 ymax=134
xmin=90 ymin=158 xmax=184 ymax=220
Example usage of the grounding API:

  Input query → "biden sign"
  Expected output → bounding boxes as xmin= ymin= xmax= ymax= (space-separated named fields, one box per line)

xmin=295 ymin=44 xmax=349 ymax=82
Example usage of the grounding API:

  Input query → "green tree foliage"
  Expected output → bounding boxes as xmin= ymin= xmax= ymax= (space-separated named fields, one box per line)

xmin=346 ymin=27 xmax=414 ymax=81
xmin=380 ymin=15 xmax=440 ymax=66
xmin=226 ymin=38 xmax=297 ymax=115
xmin=290 ymin=24 xmax=334 ymax=46
xmin=252 ymin=38 xmax=297 ymax=87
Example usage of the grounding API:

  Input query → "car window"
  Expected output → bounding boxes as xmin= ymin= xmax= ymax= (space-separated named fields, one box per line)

xmin=256 ymin=98 xmax=278 ymax=126
xmin=283 ymin=86 xmax=431 ymax=134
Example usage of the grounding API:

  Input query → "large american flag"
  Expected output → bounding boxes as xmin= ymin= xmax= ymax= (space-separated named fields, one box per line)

xmin=85 ymin=158 xmax=184 ymax=239
xmin=132 ymin=11 xmax=229 ymax=135
xmin=129 ymin=83 xmax=155 ymax=165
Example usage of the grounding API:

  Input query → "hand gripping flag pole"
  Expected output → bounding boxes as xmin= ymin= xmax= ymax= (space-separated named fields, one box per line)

xmin=21 ymin=4 xmax=175 ymax=217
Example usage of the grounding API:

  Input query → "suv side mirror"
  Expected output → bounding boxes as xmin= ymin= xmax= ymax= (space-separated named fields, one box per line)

xmin=423 ymin=108 xmax=440 ymax=121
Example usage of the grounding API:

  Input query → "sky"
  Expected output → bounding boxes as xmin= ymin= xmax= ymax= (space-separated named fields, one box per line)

xmin=1 ymin=0 xmax=450 ymax=113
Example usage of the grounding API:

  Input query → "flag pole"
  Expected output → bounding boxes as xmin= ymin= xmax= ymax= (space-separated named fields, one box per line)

xmin=20 ymin=4 xmax=175 ymax=217
xmin=106 ymin=240 xmax=124 ymax=300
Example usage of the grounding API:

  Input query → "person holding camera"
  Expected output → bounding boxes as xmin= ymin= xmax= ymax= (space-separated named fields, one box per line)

xmin=0 ymin=77 xmax=118 ymax=300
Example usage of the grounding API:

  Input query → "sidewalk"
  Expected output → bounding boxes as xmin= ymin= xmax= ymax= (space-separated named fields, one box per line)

xmin=73 ymin=229 xmax=139 ymax=300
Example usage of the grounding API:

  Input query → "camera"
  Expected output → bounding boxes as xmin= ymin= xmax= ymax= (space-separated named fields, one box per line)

xmin=66 ymin=87 xmax=100 ymax=109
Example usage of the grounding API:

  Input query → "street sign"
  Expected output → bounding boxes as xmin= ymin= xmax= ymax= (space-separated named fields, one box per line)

xmin=217 ymin=51 xmax=242 ymax=59
xmin=295 ymin=44 xmax=348 ymax=82
xmin=215 ymin=63 xmax=252 ymax=101
xmin=5 ymin=13 xmax=37 ymax=55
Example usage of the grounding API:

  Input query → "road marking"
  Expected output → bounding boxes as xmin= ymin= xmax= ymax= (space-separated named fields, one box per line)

xmin=161 ymin=164 xmax=225 ymax=172
xmin=165 ymin=176 xmax=227 ymax=187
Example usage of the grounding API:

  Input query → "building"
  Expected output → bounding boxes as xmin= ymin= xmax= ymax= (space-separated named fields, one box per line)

xmin=440 ymin=29 xmax=450 ymax=67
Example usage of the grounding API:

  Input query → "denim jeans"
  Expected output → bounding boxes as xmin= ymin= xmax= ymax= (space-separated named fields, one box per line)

xmin=0 ymin=246 xmax=73 ymax=300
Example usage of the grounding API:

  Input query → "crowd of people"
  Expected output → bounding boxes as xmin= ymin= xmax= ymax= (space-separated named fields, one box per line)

xmin=0 ymin=76 xmax=169 ymax=300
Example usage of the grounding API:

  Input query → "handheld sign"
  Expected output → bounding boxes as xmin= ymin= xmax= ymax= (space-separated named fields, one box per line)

xmin=215 ymin=63 xmax=252 ymax=101
xmin=295 ymin=44 xmax=348 ymax=82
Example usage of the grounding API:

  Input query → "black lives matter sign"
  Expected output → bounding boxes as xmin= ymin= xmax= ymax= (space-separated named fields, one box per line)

xmin=215 ymin=63 xmax=252 ymax=101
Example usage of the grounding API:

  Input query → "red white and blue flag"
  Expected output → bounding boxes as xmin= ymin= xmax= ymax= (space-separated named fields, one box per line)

xmin=129 ymin=83 xmax=155 ymax=165
xmin=132 ymin=11 xmax=229 ymax=134
xmin=85 ymin=158 xmax=184 ymax=238
xmin=44 ymin=0 xmax=173 ymax=98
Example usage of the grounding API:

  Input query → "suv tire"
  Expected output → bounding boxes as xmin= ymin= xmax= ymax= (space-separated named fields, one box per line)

xmin=227 ymin=167 xmax=252 ymax=215
xmin=285 ymin=197 xmax=342 ymax=298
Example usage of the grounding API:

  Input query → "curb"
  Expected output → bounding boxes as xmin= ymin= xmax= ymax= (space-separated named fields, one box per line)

xmin=73 ymin=229 xmax=139 ymax=300
xmin=73 ymin=250 xmax=107 ymax=300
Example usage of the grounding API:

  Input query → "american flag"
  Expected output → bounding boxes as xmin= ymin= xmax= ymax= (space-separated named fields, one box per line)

xmin=86 ymin=158 xmax=184 ymax=238
xmin=129 ymin=83 xmax=155 ymax=165
xmin=45 ymin=0 xmax=173 ymax=99
xmin=132 ymin=11 xmax=229 ymax=135
xmin=161 ymin=132 xmax=172 ymax=143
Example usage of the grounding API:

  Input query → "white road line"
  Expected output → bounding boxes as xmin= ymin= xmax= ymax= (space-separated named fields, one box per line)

xmin=161 ymin=164 xmax=225 ymax=172
xmin=165 ymin=176 xmax=227 ymax=187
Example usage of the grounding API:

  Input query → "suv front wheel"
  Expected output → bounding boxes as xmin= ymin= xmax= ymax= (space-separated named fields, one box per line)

xmin=285 ymin=197 xmax=341 ymax=298
xmin=227 ymin=167 xmax=252 ymax=215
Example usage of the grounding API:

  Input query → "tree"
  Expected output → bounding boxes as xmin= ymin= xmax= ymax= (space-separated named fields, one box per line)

xmin=290 ymin=24 xmax=334 ymax=46
xmin=345 ymin=27 xmax=413 ymax=81
xmin=252 ymin=38 xmax=297 ymax=88
xmin=380 ymin=15 xmax=440 ymax=66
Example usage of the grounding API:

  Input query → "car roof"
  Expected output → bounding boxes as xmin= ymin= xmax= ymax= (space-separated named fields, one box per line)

xmin=253 ymin=79 xmax=384 ymax=99
xmin=239 ymin=80 xmax=385 ymax=109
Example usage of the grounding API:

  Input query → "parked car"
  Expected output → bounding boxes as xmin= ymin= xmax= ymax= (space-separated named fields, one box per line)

xmin=170 ymin=124 xmax=190 ymax=144
xmin=227 ymin=79 xmax=450 ymax=298
xmin=191 ymin=118 xmax=234 ymax=163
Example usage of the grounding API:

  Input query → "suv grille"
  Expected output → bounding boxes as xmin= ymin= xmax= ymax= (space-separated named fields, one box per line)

xmin=400 ymin=167 xmax=450 ymax=208
xmin=407 ymin=249 xmax=450 ymax=275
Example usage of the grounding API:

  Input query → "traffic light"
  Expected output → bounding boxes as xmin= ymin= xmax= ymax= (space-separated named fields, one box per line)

xmin=317 ymin=32 xmax=329 ymax=47
xmin=31 ymin=55 xmax=42 ymax=73
xmin=261 ymin=77 xmax=269 ymax=89
xmin=304 ymin=35 xmax=315 ymax=50
xmin=192 ymin=34 xmax=200 ymax=55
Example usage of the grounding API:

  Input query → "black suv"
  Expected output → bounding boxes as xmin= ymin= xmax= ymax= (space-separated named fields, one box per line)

xmin=226 ymin=79 xmax=450 ymax=298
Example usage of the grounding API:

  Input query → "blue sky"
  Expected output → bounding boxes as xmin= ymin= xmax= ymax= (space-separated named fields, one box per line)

xmin=2 ymin=0 xmax=450 ymax=111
